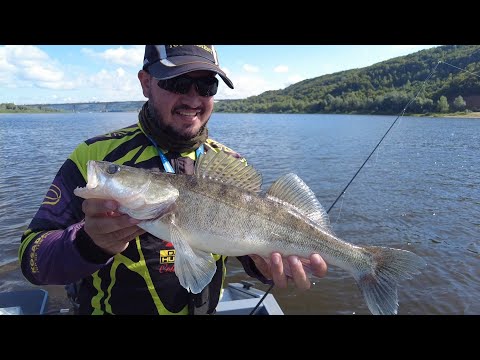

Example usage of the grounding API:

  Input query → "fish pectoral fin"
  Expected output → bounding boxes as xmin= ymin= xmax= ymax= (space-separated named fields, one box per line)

xmin=170 ymin=220 xmax=216 ymax=294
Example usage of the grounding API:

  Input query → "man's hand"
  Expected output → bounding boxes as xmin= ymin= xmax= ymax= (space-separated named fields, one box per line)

xmin=249 ymin=253 xmax=327 ymax=290
xmin=82 ymin=199 xmax=145 ymax=255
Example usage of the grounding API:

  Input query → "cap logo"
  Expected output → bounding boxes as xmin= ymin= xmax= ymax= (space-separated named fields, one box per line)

xmin=167 ymin=45 xmax=213 ymax=55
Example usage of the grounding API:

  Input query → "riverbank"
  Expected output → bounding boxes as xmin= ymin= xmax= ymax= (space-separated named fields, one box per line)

xmin=0 ymin=110 xmax=63 ymax=114
xmin=415 ymin=111 xmax=480 ymax=119
xmin=443 ymin=112 xmax=480 ymax=118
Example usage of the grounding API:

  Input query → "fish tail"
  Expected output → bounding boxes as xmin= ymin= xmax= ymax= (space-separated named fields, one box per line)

xmin=354 ymin=246 xmax=426 ymax=315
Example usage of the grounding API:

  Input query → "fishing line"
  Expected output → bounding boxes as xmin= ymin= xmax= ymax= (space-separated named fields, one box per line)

xmin=324 ymin=59 xmax=478 ymax=215
xmin=249 ymin=60 xmax=447 ymax=316
xmin=439 ymin=61 xmax=480 ymax=78
xmin=325 ymin=61 xmax=441 ymax=214
xmin=332 ymin=192 xmax=346 ymax=225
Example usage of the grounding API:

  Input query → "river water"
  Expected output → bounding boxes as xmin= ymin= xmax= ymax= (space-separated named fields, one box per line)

xmin=0 ymin=112 xmax=478 ymax=315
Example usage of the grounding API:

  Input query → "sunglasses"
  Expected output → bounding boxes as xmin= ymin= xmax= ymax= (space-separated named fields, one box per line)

xmin=156 ymin=75 xmax=219 ymax=97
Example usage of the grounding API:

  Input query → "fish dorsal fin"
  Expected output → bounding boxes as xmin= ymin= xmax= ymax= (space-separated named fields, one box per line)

xmin=266 ymin=173 xmax=333 ymax=232
xmin=195 ymin=150 xmax=262 ymax=194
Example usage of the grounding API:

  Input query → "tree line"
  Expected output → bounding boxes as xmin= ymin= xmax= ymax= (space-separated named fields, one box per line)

xmin=214 ymin=45 xmax=480 ymax=115
xmin=0 ymin=103 xmax=62 ymax=113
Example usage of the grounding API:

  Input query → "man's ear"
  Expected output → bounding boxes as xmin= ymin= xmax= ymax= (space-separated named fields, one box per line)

xmin=138 ymin=70 xmax=151 ymax=98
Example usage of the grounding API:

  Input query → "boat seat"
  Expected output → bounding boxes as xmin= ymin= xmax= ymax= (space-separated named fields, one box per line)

xmin=0 ymin=289 xmax=49 ymax=315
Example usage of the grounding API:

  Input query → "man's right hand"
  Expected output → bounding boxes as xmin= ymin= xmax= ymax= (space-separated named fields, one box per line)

xmin=82 ymin=199 xmax=145 ymax=255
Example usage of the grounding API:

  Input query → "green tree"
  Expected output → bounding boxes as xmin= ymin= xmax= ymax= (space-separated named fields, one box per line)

xmin=452 ymin=95 xmax=466 ymax=111
xmin=437 ymin=96 xmax=449 ymax=113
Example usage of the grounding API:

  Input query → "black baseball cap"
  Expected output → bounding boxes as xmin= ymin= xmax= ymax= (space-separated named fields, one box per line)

xmin=143 ymin=45 xmax=234 ymax=89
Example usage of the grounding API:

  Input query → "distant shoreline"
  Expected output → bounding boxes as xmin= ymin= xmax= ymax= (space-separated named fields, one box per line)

xmin=0 ymin=110 xmax=64 ymax=114
xmin=1 ymin=110 xmax=479 ymax=118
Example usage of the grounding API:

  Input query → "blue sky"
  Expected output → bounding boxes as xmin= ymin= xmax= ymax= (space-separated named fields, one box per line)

xmin=0 ymin=45 xmax=438 ymax=105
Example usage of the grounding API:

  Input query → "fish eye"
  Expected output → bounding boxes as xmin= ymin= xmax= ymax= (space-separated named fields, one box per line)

xmin=107 ymin=164 xmax=120 ymax=174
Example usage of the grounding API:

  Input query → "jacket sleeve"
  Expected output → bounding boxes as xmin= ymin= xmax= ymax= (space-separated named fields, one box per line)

xmin=19 ymin=156 xmax=112 ymax=285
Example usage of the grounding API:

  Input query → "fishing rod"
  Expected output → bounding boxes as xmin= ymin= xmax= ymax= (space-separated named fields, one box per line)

xmin=248 ymin=59 xmax=456 ymax=316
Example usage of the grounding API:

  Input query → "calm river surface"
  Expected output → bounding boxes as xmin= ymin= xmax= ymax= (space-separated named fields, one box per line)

xmin=0 ymin=112 xmax=478 ymax=315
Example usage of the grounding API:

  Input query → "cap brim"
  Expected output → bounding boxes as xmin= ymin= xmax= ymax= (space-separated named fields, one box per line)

xmin=147 ymin=56 xmax=234 ymax=89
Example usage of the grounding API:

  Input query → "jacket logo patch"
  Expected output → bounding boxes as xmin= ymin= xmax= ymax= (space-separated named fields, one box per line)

xmin=159 ymin=250 xmax=175 ymax=273
xmin=42 ymin=184 xmax=61 ymax=205
xmin=160 ymin=249 xmax=175 ymax=264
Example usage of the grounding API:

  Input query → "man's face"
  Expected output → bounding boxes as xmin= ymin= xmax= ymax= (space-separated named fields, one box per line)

xmin=139 ymin=70 xmax=215 ymax=140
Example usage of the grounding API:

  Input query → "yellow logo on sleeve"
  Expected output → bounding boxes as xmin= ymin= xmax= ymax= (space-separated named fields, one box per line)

xmin=42 ymin=184 xmax=61 ymax=205
xmin=160 ymin=250 xmax=175 ymax=264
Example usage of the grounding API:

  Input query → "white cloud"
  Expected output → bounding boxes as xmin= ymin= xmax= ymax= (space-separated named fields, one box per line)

xmin=0 ymin=48 xmax=16 ymax=85
xmin=81 ymin=67 xmax=142 ymax=101
xmin=0 ymin=48 xmax=16 ymax=72
xmin=35 ymin=80 xmax=77 ymax=90
xmin=4 ymin=45 xmax=50 ymax=61
xmin=21 ymin=64 xmax=64 ymax=83
xmin=1 ymin=44 xmax=145 ymax=103
xmin=0 ymin=45 xmax=68 ymax=90
xmin=216 ymin=73 xmax=278 ymax=100
xmin=274 ymin=65 xmax=288 ymax=73
xmin=243 ymin=64 xmax=260 ymax=73
xmin=116 ymin=68 xmax=126 ymax=77
xmin=81 ymin=45 xmax=143 ymax=67
xmin=221 ymin=66 xmax=231 ymax=76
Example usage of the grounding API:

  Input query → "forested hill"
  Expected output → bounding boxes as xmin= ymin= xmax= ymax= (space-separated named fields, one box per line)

xmin=214 ymin=45 xmax=480 ymax=115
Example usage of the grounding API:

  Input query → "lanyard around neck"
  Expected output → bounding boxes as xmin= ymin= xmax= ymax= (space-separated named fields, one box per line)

xmin=146 ymin=136 xmax=204 ymax=174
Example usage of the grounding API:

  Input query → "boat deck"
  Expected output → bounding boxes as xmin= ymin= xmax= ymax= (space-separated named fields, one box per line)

xmin=0 ymin=281 xmax=283 ymax=315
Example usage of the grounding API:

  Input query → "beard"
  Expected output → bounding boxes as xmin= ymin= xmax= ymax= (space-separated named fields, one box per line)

xmin=148 ymin=101 xmax=208 ymax=141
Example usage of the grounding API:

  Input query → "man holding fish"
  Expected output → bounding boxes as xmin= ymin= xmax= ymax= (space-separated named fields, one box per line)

xmin=19 ymin=45 xmax=327 ymax=315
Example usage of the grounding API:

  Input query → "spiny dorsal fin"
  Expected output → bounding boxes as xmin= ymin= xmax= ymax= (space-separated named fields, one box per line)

xmin=195 ymin=150 xmax=262 ymax=193
xmin=266 ymin=173 xmax=332 ymax=232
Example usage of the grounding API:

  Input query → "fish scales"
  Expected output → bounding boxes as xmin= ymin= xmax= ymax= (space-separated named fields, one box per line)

xmin=171 ymin=174 xmax=354 ymax=262
xmin=74 ymin=150 xmax=426 ymax=314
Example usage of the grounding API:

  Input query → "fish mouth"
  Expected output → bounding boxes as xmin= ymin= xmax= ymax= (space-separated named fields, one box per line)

xmin=85 ymin=161 xmax=99 ymax=190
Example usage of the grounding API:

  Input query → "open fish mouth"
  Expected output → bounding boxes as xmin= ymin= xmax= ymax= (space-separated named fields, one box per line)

xmin=86 ymin=160 xmax=99 ymax=190
xmin=74 ymin=160 xmax=180 ymax=221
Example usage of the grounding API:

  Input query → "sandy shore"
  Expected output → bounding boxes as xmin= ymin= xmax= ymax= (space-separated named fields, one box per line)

xmin=442 ymin=112 xmax=480 ymax=118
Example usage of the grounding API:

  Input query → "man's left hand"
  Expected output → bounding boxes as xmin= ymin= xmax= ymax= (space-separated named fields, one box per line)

xmin=249 ymin=253 xmax=328 ymax=290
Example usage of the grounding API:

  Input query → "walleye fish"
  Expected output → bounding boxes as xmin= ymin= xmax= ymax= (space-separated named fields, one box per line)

xmin=74 ymin=150 xmax=426 ymax=315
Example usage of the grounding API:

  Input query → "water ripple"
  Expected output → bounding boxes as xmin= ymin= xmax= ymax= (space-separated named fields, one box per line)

xmin=1 ymin=113 xmax=479 ymax=314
